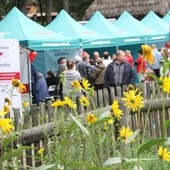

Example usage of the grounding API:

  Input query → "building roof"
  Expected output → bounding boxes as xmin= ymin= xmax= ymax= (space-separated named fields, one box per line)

xmin=83 ymin=0 xmax=170 ymax=20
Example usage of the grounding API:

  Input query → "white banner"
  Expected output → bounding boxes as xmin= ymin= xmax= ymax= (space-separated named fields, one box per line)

xmin=0 ymin=39 xmax=21 ymax=117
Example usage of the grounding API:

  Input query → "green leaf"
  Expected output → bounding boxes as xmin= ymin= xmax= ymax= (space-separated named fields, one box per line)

xmin=0 ymin=146 xmax=33 ymax=161
xmin=164 ymin=119 xmax=170 ymax=129
xmin=125 ymin=129 xmax=140 ymax=145
xmin=137 ymin=138 xmax=166 ymax=157
xmin=69 ymin=113 xmax=89 ymax=136
xmin=33 ymin=164 xmax=55 ymax=170
xmin=103 ymin=157 xmax=121 ymax=166
xmin=2 ymin=134 xmax=18 ymax=151
xmin=91 ymin=117 xmax=111 ymax=126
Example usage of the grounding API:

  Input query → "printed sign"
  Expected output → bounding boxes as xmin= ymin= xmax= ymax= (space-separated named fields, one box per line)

xmin=0 ymin=39 xmax=21 ymax=117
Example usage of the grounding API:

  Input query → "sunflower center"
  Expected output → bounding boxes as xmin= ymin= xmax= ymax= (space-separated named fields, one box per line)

xmin=130 ymin=99 xmax=135 ymax=103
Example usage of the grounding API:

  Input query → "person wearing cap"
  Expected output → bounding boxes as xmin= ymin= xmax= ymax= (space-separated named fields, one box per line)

xmin=124 ymin=50 xmax=134 ymax=68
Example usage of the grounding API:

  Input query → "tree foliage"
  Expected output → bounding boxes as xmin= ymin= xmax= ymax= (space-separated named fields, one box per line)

xmin=0 ymin=0 xmax=94 ymax=23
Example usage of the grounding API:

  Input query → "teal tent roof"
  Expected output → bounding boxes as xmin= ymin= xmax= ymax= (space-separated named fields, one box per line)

xmin=0 ymin=7 xmax=79 ymax=50
xmin=114 ymin=11 xmax=167 ymax=43
xmin=141 ymin=11 xmax=169 ymax=37
xmin=85 ymin=11 xmax=143 ymax=46
xmin=162 ymin=11 xmax=170 ymax=23
xmin=46 ymin=9 xmax=115 ymax=49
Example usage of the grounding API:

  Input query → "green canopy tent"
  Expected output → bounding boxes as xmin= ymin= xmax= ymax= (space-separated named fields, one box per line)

xmin=141 ymin=11 xmax=169 ymax=40
xmin=0 ymin=7 xmax=80 ymax=75
xmin=162 ymin=11 xmax=170 ymax=23
xmin=114 ymin=11 xmax=167 ymax=43
xmin=46 ymin=9 xmax=116 ymax=49
xmin=0 ymin=7 xmax=79 ymax=51
xmin=85 ymin=11 xmax=143 ymax=46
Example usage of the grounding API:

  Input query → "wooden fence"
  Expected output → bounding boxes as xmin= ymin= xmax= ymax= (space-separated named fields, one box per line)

xmin=4 ymin=82 xmax=170 ymax=168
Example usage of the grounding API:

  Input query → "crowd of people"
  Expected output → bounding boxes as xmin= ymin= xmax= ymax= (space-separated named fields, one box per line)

xmin=31 ymin=43 xmax=170 ymax=105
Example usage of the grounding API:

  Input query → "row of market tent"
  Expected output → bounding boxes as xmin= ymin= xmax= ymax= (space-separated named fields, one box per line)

xmin=0 ymin=7 xmax=170 ymax=74
xmin=1 ymin=7 xmax=170 ymax=50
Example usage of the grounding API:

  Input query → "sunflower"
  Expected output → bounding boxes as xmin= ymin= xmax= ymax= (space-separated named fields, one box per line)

xmin=11 ymin=79 xmax=20 ymax=87
xmin=158 ymin=146 xmax=170 ymax=162
xmin=111 ymin=100 xmax=123 ymax=120
xmin=141 ymin=44 xmax=155 ymax=64
xmin=118 ymin=126 xmax=133 ymax=141
xmin=105 ymin=115 xmax=113 ymax=124
xmin=51 ymin=100 xmax=65 ymax=107
xmin=81 ymin=78 xmax=90 ymax=90
xmin=19 ymin=83 xmax=26 ymax=93
xmin=37 ymin=148 xmax=45 ymax=155
xmin=0 ymin=109 xmax=8 ymax=116
xmin=159 ymin=76 xmax=170 ymax=93
xmin=3 ymin=105 xmax=10 ymax=113
xmin=122 ymin=88 xmax=144 ymax=112
xmin=86 ymin=114 xmax=97 ymax=124
xmin=0 ymin=118 xmax=14 ymax=134
xmin=79 ymin=96 xmax=90 ymax=107
xmin=63 ymin=96 xmax=77 ymax=109
xmin=70 ymin=80 xmax=82 ymax=90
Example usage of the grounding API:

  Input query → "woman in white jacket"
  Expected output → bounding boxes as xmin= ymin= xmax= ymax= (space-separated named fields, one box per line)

xmin=62 ymin=59 xmax=82 ymax=97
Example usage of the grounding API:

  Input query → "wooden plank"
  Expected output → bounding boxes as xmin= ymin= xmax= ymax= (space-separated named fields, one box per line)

xmin=31 ymin=105 xmax=39 ymax=127
xmin=109 ymin=87 xmax=116 ymax=103
xmin=34 ymin=142 xmax=42 ymax=167
xmin=46 ymin=100 xmax=53 ymax=122
xmin=13 ymin=108 xmax=21 ymax=131
xmin=93 ymin=90 xmax=98 ymax=108
xmin=39 ymin=102 xmax=47 ymax=124
xmin=25 ymin=144 xmax=33 ymax=167
xmin=154 ymin=110 xmax=161 ymax=138
xmin=103 ymin=88 xmax=110 ymax=106
xmin=115 ymin=86 xmax=122 ymax=97
xmin=97 ymin=89 xmax=104 ymax=108
xmin=159 ymin=110 xmax=163 ymax=137
xmin=145 ymin=82 xmax=151 ymax=100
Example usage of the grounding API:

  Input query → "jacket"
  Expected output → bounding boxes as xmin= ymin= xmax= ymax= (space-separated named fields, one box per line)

xmin=63 ymin=70 xmax=82 ymax=96
xmin=92 ymin=63 xmax=106 ymax=85
xmin=103 ymin=61 xmax=135 ymax=87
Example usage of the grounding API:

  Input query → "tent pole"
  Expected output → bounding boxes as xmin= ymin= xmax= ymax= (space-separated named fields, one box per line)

xmin=27 ymin=53 xmax=32 ymax=104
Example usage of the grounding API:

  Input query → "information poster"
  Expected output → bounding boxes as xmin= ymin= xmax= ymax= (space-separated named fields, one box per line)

xmin=0 ymin=39 xmax=21 ymax=117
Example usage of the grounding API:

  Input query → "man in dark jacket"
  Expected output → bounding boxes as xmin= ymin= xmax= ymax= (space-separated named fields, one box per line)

xmin=103 ymin=50 xmax=135 ymax=88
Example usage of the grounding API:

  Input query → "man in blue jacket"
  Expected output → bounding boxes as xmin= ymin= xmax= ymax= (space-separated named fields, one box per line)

xmin=103 ymin=50 xmax=135 ymax=88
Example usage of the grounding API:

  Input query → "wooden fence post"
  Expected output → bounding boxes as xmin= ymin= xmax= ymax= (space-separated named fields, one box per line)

xmin=118 ymin=98 xmax=130 ymax=127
